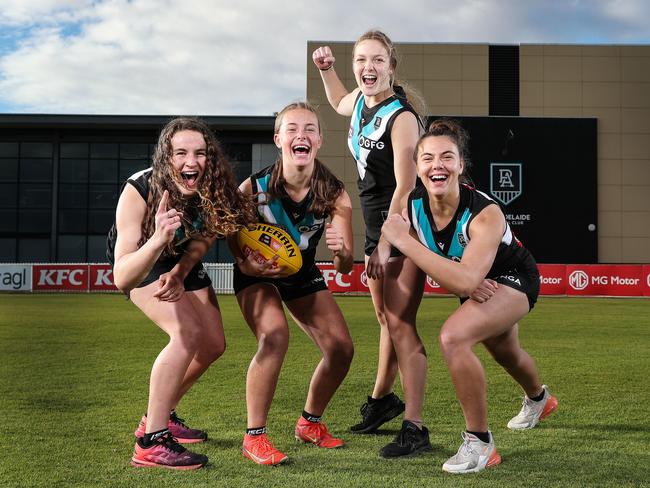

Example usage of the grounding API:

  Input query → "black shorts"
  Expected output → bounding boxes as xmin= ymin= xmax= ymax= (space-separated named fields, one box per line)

xmin=360 ymin=194 xmax=402 ymax=258
xmin=233 ymin=262 xmax=328 ymax=301
xmin=137 ymin=260 xmax=212 ymax=291
xmin=461 ymin=254 xmax=540 ymax=310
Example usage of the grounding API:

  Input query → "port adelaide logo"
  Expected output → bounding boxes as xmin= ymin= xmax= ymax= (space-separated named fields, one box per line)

xmin=490 ymin=163 xmax=522 ymax=206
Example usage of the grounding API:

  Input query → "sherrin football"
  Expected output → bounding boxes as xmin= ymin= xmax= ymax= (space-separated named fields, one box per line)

xmin=237 ymin=223 xmax=302 ymax=276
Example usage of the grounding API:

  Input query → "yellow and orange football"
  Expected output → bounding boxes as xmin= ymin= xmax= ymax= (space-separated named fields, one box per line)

xmin=237 ymin=223 xmax=302 ymax=276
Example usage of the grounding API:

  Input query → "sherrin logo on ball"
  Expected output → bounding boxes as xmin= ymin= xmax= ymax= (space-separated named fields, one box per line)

xmin=237 ymin=223 xmax=302 ymax=276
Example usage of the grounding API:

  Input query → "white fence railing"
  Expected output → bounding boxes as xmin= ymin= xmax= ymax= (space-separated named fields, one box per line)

xmin=204 ymin=263 xmax=234 ymax=294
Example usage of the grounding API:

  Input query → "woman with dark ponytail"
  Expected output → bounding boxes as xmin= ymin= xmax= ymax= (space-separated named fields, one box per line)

xmin=232 ymin=102 xmax=354 ymax=466
xmin=313 ymin=30 xmax=431 ymax=458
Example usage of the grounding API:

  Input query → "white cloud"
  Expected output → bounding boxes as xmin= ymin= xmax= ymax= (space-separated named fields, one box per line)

xmin=0 ymin=0 xmax=648 ymax=115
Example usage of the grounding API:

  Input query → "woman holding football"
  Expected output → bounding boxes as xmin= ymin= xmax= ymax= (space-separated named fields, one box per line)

xmin=108 ymin=117 xmax=256 ymax=470
xmin=381 ymin=119 xmax=558 ymax=474
xmin=232 ymin=101 xmax=354 ymax=466
xmin=313 ymin=30 xmax=429 ymax=457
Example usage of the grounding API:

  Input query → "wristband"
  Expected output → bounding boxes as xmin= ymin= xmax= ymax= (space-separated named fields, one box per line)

xmin=319 ymin=65 xmax=333 ymax=72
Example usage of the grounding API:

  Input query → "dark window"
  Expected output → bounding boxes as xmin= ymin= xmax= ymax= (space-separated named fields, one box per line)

xmin=18 ymin=238 xmax=50 ymax=262
xmin=58 ymin=235 xmax=87 ymax=262
xmin=59 ymin=184 xmax=88 ymax=208
xmin=489 ymin=45 xmax=520 ymax=116
xmin=0 ymin=238 xmax=16 ymax=261
xmin=88 ymin=210 xmax=114 ymax=234
xmin=90 ymin=159 xmax=118 ymax=183
xmin=0 ymin=184 xmax=18 ymax=207
xmin=0 ymin=143 xmax=19 ymax=157
xmin=120 ymin=143 xmax=149 ymax=159
xmin=20 ymin=159 xmax=53 ymax=182
xmin=89 ymin=184 xmax=118 ymax=209
xmin=90 ymin=143 xmax=119 ymax=159
xmin=21 ymin=142 xmax=53 ymax=158
xmin=59 ymin=209 xmax=87 ymax=233
xmin=59 ymin=159 xmax=89 ymax=183
xmin=0 ymin=209 xmax=17 ymax=233
xmin=18 ymin=209 xmax=51 ymax=232
xmin=0 ymin=159 xmax=19 ymax=181
xmin=19 ymin=184 xmax=52 ymax=208
xmin=88 ymin=235 xmax=109 ymax=262
xmin=119 ymin=160 xmax=149 ymax=182
xmin=60 ymin=143 xmax=89 ymax=158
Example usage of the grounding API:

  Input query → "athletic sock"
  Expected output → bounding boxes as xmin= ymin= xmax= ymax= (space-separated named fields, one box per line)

xmin=246 ymin=426 xmax=267 ymax=436
xmin=141 ymin=428 xmax=171 ymax=447
xmin=530 ymin=389 xmax=546 ymax=402
xmin=302 ymin=410 xmax=321 ymax=423
xmin=467 ymin=430 xmax=491 ymax=444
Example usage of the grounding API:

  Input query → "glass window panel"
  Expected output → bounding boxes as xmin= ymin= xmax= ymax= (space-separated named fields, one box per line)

xmin=90 ymin=143 xmax=118 ymax=159
xmin=0 ymin=184 xmax=17 ymax=207
xmin=0 ymin=158 xmax=19 ymax=181
xmin=17 ymin=238 xmax=50 ymax=262
xmin=58 ymin=209 xmax=87 ymax=233
xmin=88 ymin=209 xmax=114 ymax=234
xmin=224 ymin=143 xmax=252 ymax=162
xmin=88 ymin=235 xmax=109 ymax=262
xmin=0 ymin=238 xmax=16 ymax=262
xmin=232 ymin=160 xmax=252 ymax=184
xmin=119 ymin=160 xmax=149 ymax=182
xmin=120 ymin=143 xmax=149 ymax=159
xmin=89 ymin=159 xmax=118 ymax=183
xmin=58 ymin=184 xmax=88 ymax=208
xmin=57 ymin=235 xmax=87 ymax=262
xmin=59 ymin=159 xmax=88 ymax=183
xmin=0 ymin=142 xmax=19 ymax=158
xmin=18 ymin=209 xmax=51 ymax=232
xmin=60 ymin=143 xmax=88 ymax=158
xmin=19 ymin=158 xmax=52 ymax=182
xmin=89 ymin=184 xmax=118 ymax=209
xmin=0 ymin=209 xmax=17 ymax=233
xmin=19 ymin=184 xmax=52 ymax=208
xmin=21 ymin=142 xmax=52 ymax=158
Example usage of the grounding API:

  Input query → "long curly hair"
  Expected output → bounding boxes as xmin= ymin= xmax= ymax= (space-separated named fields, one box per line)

xmin=139 ymin=117 xmax=256 ymax=256
xmin=266 ymin=102 xmax=344 ymax=218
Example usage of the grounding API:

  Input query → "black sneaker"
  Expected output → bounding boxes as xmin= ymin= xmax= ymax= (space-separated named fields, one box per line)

xmin=350 ymin=393 xmax=405 ymax=434
xmin=379 ymin=420 xmax=432 ymax=458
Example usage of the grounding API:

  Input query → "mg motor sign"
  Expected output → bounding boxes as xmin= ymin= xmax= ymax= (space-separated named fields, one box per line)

xmin=644 ymin=265 xmax=650 ymax=297
xmin=566 ymin=265 xmax=643 ymax=296
xmin=33 ymin=264 xmax=88 ymax=291
xmin=538 ymin=264 xmax=566 ymax=295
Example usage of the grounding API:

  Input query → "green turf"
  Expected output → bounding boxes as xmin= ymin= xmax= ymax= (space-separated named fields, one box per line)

xmin=1 ymin=294 xmax=649 ymax=487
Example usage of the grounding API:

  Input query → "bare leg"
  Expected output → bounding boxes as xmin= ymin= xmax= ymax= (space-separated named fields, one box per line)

xmin=237 ymin=284 xmax=289 ymax=428
xmin=383 ymin=257 xmax=426 ymax=422
xmin=438 ymin=286 xmax=529 ymax=432
xmin=287 ymin=290 xmax=354 ymax=416
xmin=130 ymin=283 xmax=208 ymax=434
xmin=365 ymin=255 xmax=399 ymax=399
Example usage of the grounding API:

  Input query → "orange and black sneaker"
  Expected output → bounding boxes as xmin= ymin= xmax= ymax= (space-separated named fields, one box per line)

xmin=295 ymin=416 xmax=344 ymax=448
xmin=134 ymin=412 xmax=208 ymax=443
xmin=242 ymin=433 xmax=288 ymax=466
xmin=131 ymin=431 xmax=207 ymax=470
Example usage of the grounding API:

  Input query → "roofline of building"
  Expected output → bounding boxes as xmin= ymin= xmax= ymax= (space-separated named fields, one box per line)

xmin=0 ymin=113 xmax=275 ymax=131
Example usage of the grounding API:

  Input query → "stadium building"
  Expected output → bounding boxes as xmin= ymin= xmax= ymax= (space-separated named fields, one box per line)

xmin=1 ymin=42 xmax=649 ymax=265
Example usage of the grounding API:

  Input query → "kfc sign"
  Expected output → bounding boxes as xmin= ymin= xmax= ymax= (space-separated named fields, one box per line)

xmin=318 ymin=263 xmax=353 ymax=293
xmin=90 ymin=264 xmax=118 ymax=291
xmin=33 ymin=265 xmax=88 ymax=291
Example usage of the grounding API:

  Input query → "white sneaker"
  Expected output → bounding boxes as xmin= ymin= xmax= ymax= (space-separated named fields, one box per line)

xmin=507 ymin=385 xmax=558 ymax=430
xmin=442 ymin=431 xmax=501 ymax=474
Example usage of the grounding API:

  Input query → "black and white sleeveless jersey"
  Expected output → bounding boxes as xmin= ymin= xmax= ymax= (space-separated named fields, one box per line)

xmin=250 ymin=165 xmax=326 ymax=268
xmin=106 ymin=168 xmax=203 ymax=264
xmin=347 ymin=92 xmax=419 ymax=200
xmin=407 ymin=184 xmax=531 ymax=278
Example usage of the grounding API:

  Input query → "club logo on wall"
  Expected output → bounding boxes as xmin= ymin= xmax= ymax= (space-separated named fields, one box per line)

xmin=490 ymin=163 xmax=522 ymax=206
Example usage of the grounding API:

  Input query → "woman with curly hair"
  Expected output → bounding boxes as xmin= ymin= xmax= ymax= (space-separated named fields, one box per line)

xmin=107 ymin=117 xmax=256 ymax=470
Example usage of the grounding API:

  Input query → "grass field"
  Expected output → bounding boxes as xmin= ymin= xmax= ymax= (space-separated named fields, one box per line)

xmin=1 ymin=294 xmax=649 ymax=487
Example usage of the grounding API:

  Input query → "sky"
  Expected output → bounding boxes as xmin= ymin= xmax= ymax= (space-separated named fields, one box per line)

xmin=0 ymin=0 xmax=648 ymax=116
